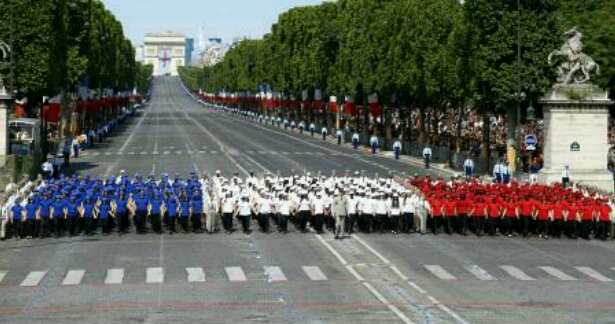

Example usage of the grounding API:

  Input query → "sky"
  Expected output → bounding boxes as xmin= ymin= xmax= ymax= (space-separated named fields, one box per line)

xmin=101 ymin=0 xmax=329 ymax=47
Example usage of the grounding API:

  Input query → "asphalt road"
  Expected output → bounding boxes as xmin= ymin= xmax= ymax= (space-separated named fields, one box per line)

xmin=1 ymin=76 xmax=615 ymax=324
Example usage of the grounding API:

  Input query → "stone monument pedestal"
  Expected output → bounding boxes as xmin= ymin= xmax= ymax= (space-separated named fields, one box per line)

xmin=538 ymin=84 xmax=614 ymax=191
xmin=0 ymin=89 xmax=11 ymax=168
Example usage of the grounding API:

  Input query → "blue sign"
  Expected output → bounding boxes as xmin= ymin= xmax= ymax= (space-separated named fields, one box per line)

xmin=525 ymin=134 xmax=537 ymax=145
xmin=525 ymin=134 xmax=537 ymax=150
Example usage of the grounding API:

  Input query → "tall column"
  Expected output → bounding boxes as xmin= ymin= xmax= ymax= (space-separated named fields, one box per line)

xmin=0 ymin=90 xmax=12 ymax=165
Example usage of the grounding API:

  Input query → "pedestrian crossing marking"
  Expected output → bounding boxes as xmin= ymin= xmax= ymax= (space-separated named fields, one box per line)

xmin=576 ymin=267 xmax=613 ymax=282
xmin=314 ymin=152 xmax=325 ymax=156
xmin=225 ymin=266 xmax=247 ymax=282
xmin=187 ymin=151 xmax=193 ymax=155
xmin=538 ymin=266 xmax=576 ymax=281
xmin=105 ymin=268 xmax=124 ymax=284
xmin=175 ymin=151 xmax=182 ymax=154
xmin=499 ymin=266 xmax=535 ymax=281
xmin=140 ymin=152 xmax=147 ymax=155
xmin=20 ymin=271 xmax=46 ymax=287
xmin=424 ymin=265 xmax=456 ymax=280
xmin=163 ymin=151 xmax=170 ymax=155
xmin=210 ymin=151 xmax=217 ymax=154
xmin=92 ymin=152 xmax=100 ymax=156
xmin=105 ymin=152 xmax=112 ymax=156
xmin=0 ymin=271 xmax=7 ymax=283
xmin=146 ymin=267 xmax=164 ymax=283
xmin=186 ymin=267 xmax=206 ymax=282
xmin=153 ymin=151 xmax=159 ymax=155
xmin=116 ymin=152 xmax=123 ymax=155
xmin=199 ymin=151 xmax=206 ymax=153
xmin=282 ymin=152 xmax=290 ymax=155
xmin=302 ymin=266 xmax=328 ymax=281
xmin=62 ymin=269 xmax=85 ymax=285
xmin=128 ymin=152 xmax=135 ymax=155
xmin=264 ymin=266 xmax=287 ymax=282
xmin=464 ymin=265 xmax=496 ymax=281
xmin=258 ymin=151 xmax=266 ymax=154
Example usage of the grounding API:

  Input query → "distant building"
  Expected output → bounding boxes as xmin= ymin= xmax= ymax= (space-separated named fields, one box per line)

xmin=185 ymin=38 xmax=194 ymax=66
xmin=194 ymin=38 xmax=230 ymax=68
xmin=144 ymin=31 xmax=186 ymax=76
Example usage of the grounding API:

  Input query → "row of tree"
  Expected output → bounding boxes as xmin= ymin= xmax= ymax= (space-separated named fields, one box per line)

xmin=0 ymin=0 xmax=151 ymax=108
xmin=179 ymin=0 xmax=615 ymax=160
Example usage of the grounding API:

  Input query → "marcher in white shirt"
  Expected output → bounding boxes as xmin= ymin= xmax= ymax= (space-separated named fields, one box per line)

xmin=402 ymin=193 xmax=417 ymax=233
xmin=311 ymin=193 xmax=326 ymax=233
xmin=361 ymin=193 xmax=375 ymax=233
xmin=463 ymin=157 xmax=474 ymax=179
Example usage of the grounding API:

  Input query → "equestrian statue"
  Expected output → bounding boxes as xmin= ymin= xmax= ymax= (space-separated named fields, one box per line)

xmin=547 ymin=27 xmax=600 ymax=85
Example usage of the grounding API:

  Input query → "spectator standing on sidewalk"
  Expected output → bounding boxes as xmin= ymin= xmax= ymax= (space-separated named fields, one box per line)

xmin=422 ymin=144 xmax=432 ymax=169
xmin=71 ymin=137 xmax=80 ymax=158
xmin=322 ymin=126 xmax=328 ymax=140
xmin=336 ymin=128 xmax=343 ymax=145
xmin=562 ymin=164 xmax=571 ymax=189
xmin=41 ymin=159 xmax=53 ymax=180
xmin=370 ymin=134 xmax=379 ymax=155
xmin=463 ymin=156 xmax=474 ymax=179
xmin=393 ymin=139 xmax=402 ymax=160
xmin=352 ymin=131 xmax=360 ymax=150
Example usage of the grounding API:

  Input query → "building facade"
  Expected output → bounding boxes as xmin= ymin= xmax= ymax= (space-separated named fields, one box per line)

xmin=144 ymin=32 xmax=186 ymax=76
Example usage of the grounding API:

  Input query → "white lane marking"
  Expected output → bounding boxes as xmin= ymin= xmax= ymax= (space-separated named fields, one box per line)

xmin=315 ymin=235 xmax=347 ymax=265
xmin=258 ymin=151 xmax=266 ymax=154
xmin=362 ymin=282 xmax=415 ymax=324
xmin=116 ymin=152 xmax=123 ymax=155
xmin=352 ymin=234 xmax=390 ymax=264
xmin=128 ymin=152 xmax=135 ymax=155
xmin=186 ymin=267 xmax=206 ymax=282
xmin=163 ymin=151 xmax=170 ymax=155
xmin=153 ymin=151 xmax=159 ymax=155
xmin=264 ymin=266 xmax=287 ymax=282
xmin=104 ymin=268 xmax=124 ymax=284
xmin=246 ymin=151 xmax=254 ymax=154
xmin=499 ymin=265 xmax=535 ymax=281
xmin=105 ymin=152 xmax=112 ymax=156
xmin=424 ymin=265 xmax=457 ymax=280
xmin=0 ymin=271 xmax=7 ymax=283
xmin=210 ymin=151 xmax=218 ymax=154
xmin=186 ymin=151 xmax=193 ymax=155
xmin=465 ymin=265 xmax=496 ymax=281
xmin=20 ymin=271 xmax=46 ymax=287
xmin=175 ymin=151 xmax=182 ymax=154
xmin=538 ymin=266 xmax=577 ymax=281
xmin=225 ymin=267 xmax=247 ymax=282
xmin=314 ymin=234 xmax=412 ymax=323
xmin=140 ymin=151 xmax=147 ymax=155
xmin=302 ymin=266 xmax=328 ymax=281
xmin=576 ymin=267 xmax=613 ymax=282
xmin=146 ymin=267 xmax=164 ymax=283
xmin=62 ymin=269 xmax=86 ymax=285
xmin=92 ymin=152 xmax=100 ymax=156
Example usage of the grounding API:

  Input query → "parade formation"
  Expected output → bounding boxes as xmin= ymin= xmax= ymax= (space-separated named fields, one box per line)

xmin=3 ymin=168 xmax=614 ymax=242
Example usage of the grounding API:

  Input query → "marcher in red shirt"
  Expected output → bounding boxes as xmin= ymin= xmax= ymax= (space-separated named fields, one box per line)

xmin=536 ymin=201 xmax=551 ymax=239
xmin=518 ymin=197 xmax=535 ymax=238
xmin=597 ymin=202 xmax=612 ymax=240
xmin=551 ymin=201 xmax=564 ymax=238
xmin=456 ymin=194 xmax=469 ymax=236
xmin=429 ymin=198 xmax=442 ymax=235
xmin=581 ymin=201 xmax=595 ymax=240
xmin=442 ymin=197 xmax=457 ymax=235
xmin=487 ymin=198 xmax=501 ymax=236
xmin=470 ymin=198 xmax=487 ymax=236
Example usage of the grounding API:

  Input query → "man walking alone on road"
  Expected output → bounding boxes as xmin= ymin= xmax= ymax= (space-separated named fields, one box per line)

xmin=332 ymin=189 xmax=348 ymax=239
xmin=422 ymin=144 xmax=432 ymax=169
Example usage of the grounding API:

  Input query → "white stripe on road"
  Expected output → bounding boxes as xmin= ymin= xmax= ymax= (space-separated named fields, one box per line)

xmin=140 ymin=151 xmax=147 ymax=155
xmin=153 ymin=151 xmax=159 ymax=155
xmin=199 ymin=150 xmax=206 ymax=153
xmin=210 ymin=151 xmax=218 ymax=154
xmin=499 ymin=266 xmax=535 ymax=281
xmin=128 ymin=152 xmax=135 ymax=155
xmin=464 ymin=265 xmax=496 ymax=281
xmin=20 ymin=271 xmax=46 ymax=287
xmin=105 ymin=152 xmax=112 ymax=156
xmin=92 ymin=152 xmax=100 ymax=156
xmin=264 ymin=266 xmax=287 ymax=282
xmin=62 ymin=269 xmax=85 ymax=285
xmin=175 ymin=151 xmax=182 ymax=154
xmin=146 ymin=267 xmax=164 ymax=283
xmin=163 ymin=151 xmax=170 ymax=155
xmin=424 ymin=265 xmax=457 ymax=280
xmin=258 ymin=151 xmax=265 ymax=154
xmin=246 ymin=151 xmax=254 ymax=154
xmin=225 ymin=267 xmax=247 ymax=282
xmin=576 ymin=267 xmax=613 ymax=282
xmin=104 ymin=268 xmax=124 ymax=284
xmin=0 ymin=271 xmax=7 ymax=283
xmin=302 ymin=266 xmax=328 ymax=281
xmin=538 ymin=266 xmax=577 ymax=281
xmin=186 ymin=267 xmax=206 ymax=282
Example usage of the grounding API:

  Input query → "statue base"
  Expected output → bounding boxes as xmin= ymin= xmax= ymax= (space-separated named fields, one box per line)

xmin=0 ymin=92 xmax=11 ymax=165
xmin=538 ymin=84 xmax=614 ymax=192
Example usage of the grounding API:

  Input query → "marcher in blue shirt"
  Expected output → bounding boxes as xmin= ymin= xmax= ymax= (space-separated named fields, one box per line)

xmin=10 ymin=199 xmax=25 ymax=239
xmin=51 ymin=195 xmax=66 ymax=238
xmin=191 ymin=191 xmax=204 ymax=233
xmin=38 ymin=194 xmax=53 ymax=238
xmin=80 ymin=196 xmax=96 ymax=236
xmin=179 ymin=195 xmax=192 ymax=233
xmin=115 ymin=192 xmax=129 ymax=235
xmin=149 ymin=193 xmax=164 ymax=234
xmin=66 ymin=195 xmax=79 ymax=236
xmin=165 ymin=193 xmax=179 ymax=234
xmin=133 ymin=191 xmax=150 ymax=234
xmin=25 ymin=197 xmax=39 ymax=239
xmin=97 ymin=195 xmax=112 ymax=235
